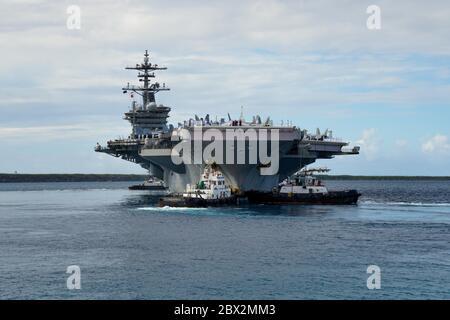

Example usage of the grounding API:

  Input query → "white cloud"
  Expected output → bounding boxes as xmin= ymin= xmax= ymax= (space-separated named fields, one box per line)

xmin=395 ymin=139 xmax=408 ymax=148
xmin=422 ymin=134 xmax=450 ymax=154
xmin=1 ymin=0 xmax=450 ymax=120
xmin=357 ymin=128 xmax=381 ymax=160
xmin=0 ymin=122 xmax=129 ymax=141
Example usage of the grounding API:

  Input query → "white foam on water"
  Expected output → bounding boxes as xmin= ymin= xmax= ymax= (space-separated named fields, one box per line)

xmin=136 ymin=206 xmax=208 ymax=211
xmin=361 ymin=200 xmax=450 ymax=207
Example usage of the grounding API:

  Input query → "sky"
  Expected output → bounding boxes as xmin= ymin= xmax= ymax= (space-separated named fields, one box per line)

xmin=0 ymin=0 xmax=449 ymax=175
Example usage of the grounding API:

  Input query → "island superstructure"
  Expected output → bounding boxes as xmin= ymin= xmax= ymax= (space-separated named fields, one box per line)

xmin=95 ymin=51 xmax=360 ymax=193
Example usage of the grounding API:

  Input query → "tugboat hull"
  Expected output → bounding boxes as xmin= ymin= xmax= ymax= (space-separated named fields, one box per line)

xmin=129 ymin=184 xmax=166 ymax=190
xmin=245 ymin=190 xmax=361 ymax=205
xmin=159 ymin=195 xmax=237 ymax=207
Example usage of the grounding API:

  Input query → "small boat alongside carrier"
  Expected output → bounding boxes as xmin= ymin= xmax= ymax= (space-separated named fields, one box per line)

xmin=159 ymin=163 xmax=237 ymax=207
xmin=246 ymin=168 xmax=361 ymax=205
xmin=129 ymin=176 xmax=166 ymax=190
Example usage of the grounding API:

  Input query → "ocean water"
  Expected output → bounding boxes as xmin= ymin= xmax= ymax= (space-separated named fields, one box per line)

xmin=0 ymin=180 xmax=449 ymax=300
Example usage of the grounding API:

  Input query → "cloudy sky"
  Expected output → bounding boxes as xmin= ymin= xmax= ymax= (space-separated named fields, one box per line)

xmin=1 ymin=0 xmax=449 ymax=175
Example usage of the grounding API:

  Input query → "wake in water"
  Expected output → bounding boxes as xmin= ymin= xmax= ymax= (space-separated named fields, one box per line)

xmin=360 ymin=200 xmax=450 ymax=207
xmin=136 ymin=206 xmax=208 ymax=211
xmin=135 ymin=205 xmax=275 ymax=217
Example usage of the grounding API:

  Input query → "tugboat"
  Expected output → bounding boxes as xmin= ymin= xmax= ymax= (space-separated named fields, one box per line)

xmin=159 ymin=163 xmax=236 ymax=207
xmin=129 ymin=176 xmax=166 ymax=190
xmin=246 ymin=168 xmax=361 ymax=205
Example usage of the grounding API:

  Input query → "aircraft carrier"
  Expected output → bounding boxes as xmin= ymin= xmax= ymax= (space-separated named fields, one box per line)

xmin=95 ymin=51 xmax=360 ymax=193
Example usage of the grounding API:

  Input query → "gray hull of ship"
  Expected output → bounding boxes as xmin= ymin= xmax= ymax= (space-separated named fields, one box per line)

xmin=140 ymin=139 xmax=317 ymax=193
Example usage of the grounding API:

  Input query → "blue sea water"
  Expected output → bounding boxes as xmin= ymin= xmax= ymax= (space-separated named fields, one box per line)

xmin=0 ymin=180 xmax=449 ymax=300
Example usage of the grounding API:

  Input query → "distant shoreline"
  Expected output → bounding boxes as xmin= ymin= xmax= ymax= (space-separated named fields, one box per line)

xmin=0 ymin=173 xmax=448 ymax=183
xmin=0 ymin=174 xmax=148 ymax=183
xmin=318 ymin=175 xmax=449 ymax=181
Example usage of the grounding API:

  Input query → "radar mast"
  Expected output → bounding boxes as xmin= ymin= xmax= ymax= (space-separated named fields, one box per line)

xmin=122 ymin=50 xmax=170 ymax=107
